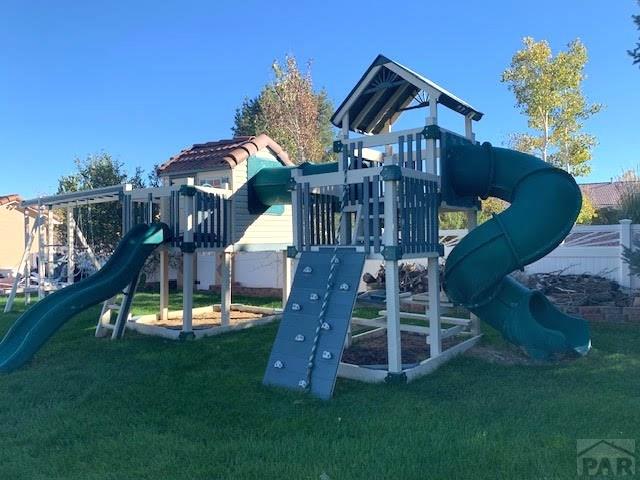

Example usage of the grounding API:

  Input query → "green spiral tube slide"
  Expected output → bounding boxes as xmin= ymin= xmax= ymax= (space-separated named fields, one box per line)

xmin=0 ymin=223 xmax=170 ymax=373
xmin=443 ymin=143 xmax=591 ymax=359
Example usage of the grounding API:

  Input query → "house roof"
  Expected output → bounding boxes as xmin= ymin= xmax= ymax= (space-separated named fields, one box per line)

xmin=579 ymin=181 xmax=638 ymax=209
xmin=0 ymin=194 xmax=40 ymax=216
xmin=331 ymin=54 xmax=483 ymax=135
xmin=158 ymin=134 xmax=293 ymax=176
xmin=0 ymin=194 xmax=21 ymax=207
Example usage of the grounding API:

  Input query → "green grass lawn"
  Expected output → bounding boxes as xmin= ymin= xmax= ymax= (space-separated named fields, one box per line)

xmin=0 ymin=291 xmax=639 ymax=479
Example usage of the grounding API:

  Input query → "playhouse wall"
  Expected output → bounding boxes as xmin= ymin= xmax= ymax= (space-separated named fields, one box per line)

xmin=195 ymin=251 xmax=285 ymax=290
xmin=231 ymin=154 xmax=293 ymax=247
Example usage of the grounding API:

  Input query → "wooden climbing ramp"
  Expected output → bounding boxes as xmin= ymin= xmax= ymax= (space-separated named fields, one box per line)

xmin=263 ymin=249 xmax=366 ymax=399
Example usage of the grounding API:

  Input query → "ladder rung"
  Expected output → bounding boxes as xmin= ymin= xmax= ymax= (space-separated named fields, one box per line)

xmin=106 ymin=304 xmax=121 ymax=310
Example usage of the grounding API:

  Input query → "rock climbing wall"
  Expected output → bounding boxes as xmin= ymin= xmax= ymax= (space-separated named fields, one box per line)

xmin=263 ymin=249 xmax=366 ymax=399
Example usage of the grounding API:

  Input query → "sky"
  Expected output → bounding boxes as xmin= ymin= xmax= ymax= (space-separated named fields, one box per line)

xmin=1 ymin=0 xmax=638 ymax=198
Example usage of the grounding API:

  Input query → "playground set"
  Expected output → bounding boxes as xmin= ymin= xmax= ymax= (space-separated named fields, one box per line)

xmin=0 ymin=55 xmax=590 ymax=399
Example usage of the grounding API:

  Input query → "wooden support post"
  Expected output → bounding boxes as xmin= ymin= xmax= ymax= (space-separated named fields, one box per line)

xmin=46 ymin=207 xmax=55 ymax=278
xmin=220 ymin=250 xmax=232 ymax=327
xmin=426 ymin=97 xmax=439 ymax=174
xmin=37 ymin=204 xmax=45 ymax=299
xmin=427 ymin=256 xmax=442 ymax=357
xmin=4 ymin=214 xmax=39 ymax=313
xmin=281 ymin=250 xmax=293 ymax=307
xmin=24 ymin=211 xmax=31 ymax=304
xmin=383 ymin=157 xmax=402 ymax=374
xmin=464 ymin=113 xmax=475 ymax=142
xmin=66 ymin=207 xmax=75 ymax=285
xmin=339 ymin=114 xmax=350 ymax=246
xmin=181 ymin=179 xmax=195 ymax=337
xmin=159 ymin=194 xmax=170 ymax=321
xmin=466 ymin=209 xmax=481 ymax=335
xmin=159 ymin=248 xmax=169 ymax=321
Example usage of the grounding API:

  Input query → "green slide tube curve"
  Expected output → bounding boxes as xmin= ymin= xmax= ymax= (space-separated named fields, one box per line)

xmin=0 ymin=223 xmax=171 ymax=373
xmin=443 ymin=143 xmax=591 ymax=359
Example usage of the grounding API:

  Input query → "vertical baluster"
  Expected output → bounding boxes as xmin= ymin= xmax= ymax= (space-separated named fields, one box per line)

xmin=195 ymin=193 xmax=200 ymax=247
xmin=372 ymin=175 xmax=381 ymax=253
xmin=416 ymin=180 xmax=422 ymax=253
xmin=363 ymin=176 xmax=370 ymax=254
xmin=398 ymin=177 xmax=405 ymax=253
xmin=303 ymin=182 xmax=311 ymax=251
xmin=309 ymin=188 xmax=316 ymax=246
xmin=357 ymin=141 xmax=364 ymax=201
xmin=407 ymin=134 xmax=414 ymax=170
xmin=169 ymin=191 xmax=175 ymax=246
xmin=223 ymin=198 xmax=231 ymax=246
xmin=416 ymin=135 xmax=423 ymax=172
xmin=328 ymin=187 xmax=335 ymax=245
xmin=206 ymin=195 xmax=213 ymax=248
xmin=349 ymin=143 xmax=356 ymax=204
xmin=215 ymin=195 xmax=222 ymax=248
xmin=409 ymin=178 xmax=415 ymax=253
xmin=320 ymin=189 xmax=326 ymax=245
xmin=295 ymin=183 xmax=303 ymax=250
xmin=398 ymin=135 xmax=405 ymax=168
xmin=175 ymin=194 xmax=181 ymax=246
xmin=430 ymin=181 xmax=436 ymax=251
xmin=315 ymin=189 xmax=322 ymax=245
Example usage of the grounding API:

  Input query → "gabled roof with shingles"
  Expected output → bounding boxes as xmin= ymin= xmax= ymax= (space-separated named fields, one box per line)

xmin=158 ymin=134 xmax=292 ymax=175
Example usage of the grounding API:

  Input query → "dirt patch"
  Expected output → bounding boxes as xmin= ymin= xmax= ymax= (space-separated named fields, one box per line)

xmin=342 ymin=331 xmax=462 ymax=365
xmin=463 ymin=343 xmax=539 ymax=366
xmin=139 ymin=310 xmax=265 ymax=330
xmin=463 ymin=342 xmax=580 ymax=366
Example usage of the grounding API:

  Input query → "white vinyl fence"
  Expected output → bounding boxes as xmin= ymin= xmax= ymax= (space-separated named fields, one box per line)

xmin=440 ymin=219 xmax=637 ymax=289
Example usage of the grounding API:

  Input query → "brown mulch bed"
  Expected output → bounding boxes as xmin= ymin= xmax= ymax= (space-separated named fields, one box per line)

xmin=342 ymin=331 xmax=462 ymax=365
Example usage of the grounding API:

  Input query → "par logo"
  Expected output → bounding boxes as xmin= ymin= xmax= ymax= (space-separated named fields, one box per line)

xmin=577 ymin=439 xmax=635 ymax=477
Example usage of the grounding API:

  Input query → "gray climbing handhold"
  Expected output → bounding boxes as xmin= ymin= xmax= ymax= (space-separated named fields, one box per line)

xmin=274 ymin=360 xmax=284 ymax=369
xmin=291 ymin=303 xmax=301 ymax=311
xmin=339 ymin=283 xmax=349 ymax=291
xmin=298 ymin=379 xmax=308 ymax=388
xmin=294 ymin=334 xmax=305 ymax=342
xmin=303 ymin=266 xmax=313 ymax=273
xmin=309 ymin=293 xmax=319 ymax=301
xmin=321 ymin=322 xmax=331 ymax=330
xmin=322 ymin=351 xmax=332 ymax=360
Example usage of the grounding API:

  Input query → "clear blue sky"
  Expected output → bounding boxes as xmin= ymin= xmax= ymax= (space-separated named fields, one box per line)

xmin=1 ymin=0 xmax=638 ymax=198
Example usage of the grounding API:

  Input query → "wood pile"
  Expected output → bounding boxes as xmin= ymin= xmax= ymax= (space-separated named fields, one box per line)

xmin=512 ymin=270 xmax=631 ymax=307
xmin=363 ymin=263 xmax=439 ymax=293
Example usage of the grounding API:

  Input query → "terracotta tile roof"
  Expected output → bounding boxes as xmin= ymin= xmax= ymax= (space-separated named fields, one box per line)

xmin=158 ymin=134 xmax=292 ymax=175
xmin=0 ymin=194 xmax=21 ymax=207
xmin=579 ymin=181 xmax=639 ymax=209
xmin=0 ymin=193 xmax=42 ymax=217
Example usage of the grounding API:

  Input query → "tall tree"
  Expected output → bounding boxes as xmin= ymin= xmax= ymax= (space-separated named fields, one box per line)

xmin=232 ymin=55 xmax=335 ymax=163
xmin=57 ymin=153 xmax=146 ymax=252
xmin=630 ymin=1 xmax=640 ymax=66
xmin=501 ymin=37 xmax=601 ymax=176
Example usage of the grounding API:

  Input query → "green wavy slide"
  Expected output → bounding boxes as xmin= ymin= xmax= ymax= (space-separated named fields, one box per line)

xmin=0 ymin=223 xmax=170 ymax=373
xmin=443 ymin=143 xmax=591 ymax=359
